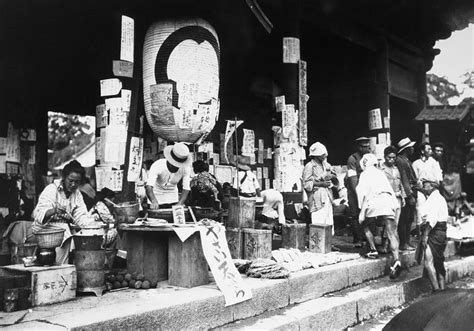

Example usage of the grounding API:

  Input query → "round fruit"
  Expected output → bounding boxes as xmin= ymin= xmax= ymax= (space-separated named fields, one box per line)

xmin=116 ymin=274 xmax=124 ymax=282
xmin=124 ymin=273 xmax=132 ymax=282
xmin=113 ymin=281 xmax=121 ymax=289
xmin=136 ymin=273 xmax=145 ymax=281
xmin=134 ymin=281 xmax=142 ymax=289
xmin=129 ymin=279 xmax=136 ymax=288
xmin=131 ymin=272 xmax=138 ymax=280
xmin=142 ymin=280 xmax=150 ymax=289
xmin=108 ymin=274 xmax=116 ymax=282
xmin=150 ymin=280 xmax=158 ymax=288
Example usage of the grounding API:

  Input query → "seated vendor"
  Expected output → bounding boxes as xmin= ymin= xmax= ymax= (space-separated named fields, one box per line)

xmin=189 ymin=160 xmax=222 ymax=210
xmin=145 ymin=142 xmax=192 ymax=210
xmin=32 ymin=160 xmax=94 ymax=264
xmin=232 ymin=155 xmax=261 ymax=198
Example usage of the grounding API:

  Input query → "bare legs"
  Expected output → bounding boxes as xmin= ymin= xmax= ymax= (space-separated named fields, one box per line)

xmin=424 ymin=245 xmax=445 ymax=291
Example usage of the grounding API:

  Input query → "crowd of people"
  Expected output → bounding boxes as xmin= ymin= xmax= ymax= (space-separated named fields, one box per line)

xmin=303 ymin=137 xmax=453 ymax=286
xmin=11 ymin=137 xmax=461 ymax=290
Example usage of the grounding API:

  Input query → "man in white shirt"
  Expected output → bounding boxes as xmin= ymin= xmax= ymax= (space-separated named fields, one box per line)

xmin=417 ymin=177 xmax=448 ymax=291
xmin=232 ymin=155 xmax=261 ymax=198
xmin=146 ymin=143 xmax=192 ymax=209
xmin=412 ymin=142 xmax=443 ymax=234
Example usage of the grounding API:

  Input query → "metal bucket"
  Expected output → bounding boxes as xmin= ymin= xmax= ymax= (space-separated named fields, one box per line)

xmin=72 ymin=250 xmax=105 ymax=296
xmin=113 ymin=202 xmax=139 ymax=224
xmin=73 ymin=227 xmax=105 ymax=250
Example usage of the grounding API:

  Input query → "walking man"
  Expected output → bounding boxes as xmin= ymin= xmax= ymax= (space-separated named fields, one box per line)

xmin=416 ymin=177 xmax=448 ymax=291
xmin=396 ymin=138 xmax=418 ymax=251
xmin=346 ymin=137 xmax=371 ymax=247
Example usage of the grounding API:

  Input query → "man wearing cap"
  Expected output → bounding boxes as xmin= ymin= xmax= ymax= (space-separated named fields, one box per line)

xmin=416 ymin=177 xmax=448 ymax=291
xmin=233 ymin=155 xmax=261 ymax=198
xmin=146 ymin=142 xmax=192 ymax=209
xmin=303 ymin=142 xmax=337 ymax=232
xmin=412 ymin=142 xmax=443 ymax=233
xmin=396 ymin=137 xmax=418 ymax=250
xmin=346 ymin=137 xmax=371 ymax=246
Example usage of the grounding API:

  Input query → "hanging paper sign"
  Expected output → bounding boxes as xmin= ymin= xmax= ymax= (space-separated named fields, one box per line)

xmin=377 ymin=133 xmax=387 ymax=145
xmin=178 ymin=81 xmax=199 ymax=110
xmin=96 ymin=104 xmax=107 ymax=128
xmin=6 ymin=123 xmax=20 ymax=163
xmin=223 ymin=120 xmax=243 ymax=164
xmin=275 ymin=95 xmax=286 ymax=113
xmin=112 ymin=60 xmax=134 ymax=78
xmin=105 ymin=97 xmax=122 ymax=112
xmin=109 ymin=109 xmax=128 ymax=127
xmin=257 ymin=167 xmax=263 ymax=179
xmin=241 ymin=129 xmax=255 ymax=157
xmin=283 ymin=37 xmax=300 ymax=64
xmin=384 ymin=116 xmax=390 ymax=129
xmin=193 ymin=103 xmax=213 ymax=133
xmin=368 ymin=108 xmax=383 ymax=130
xmin=266 ymin=147 xmax=273 ymax=159
xmin=263 ymin=167 xmax=269 ymax=178
xmin=386 ymin=132 xmax=391 ymax=145
xmin=0 ymin=155 xmax=5 ymax=173
xmin=120 ymin=15 xmax=134 ymax=63
xmin=199 ymin=224 xmax=252 ymax=306
xmin=282 ymin=104 xmax=296 ymax=138
xmin=298 ymin=60 xmax=308 ymax=146
xmin=127 ymin=137 xmax=143 ymax=182
xmin=121 ymin=89 xmax=132 ymax=112
xmin=257 ymin=151 xmax=264 ymax=164
xmin=179 ymin=106 xmax=193 ymax=129
xmin=172 ymin=205 xmax=186 ymax=224
xmin=96 ymin=136 xmax=103 ymax=164
xmin=150 ymin=83 xmax=174 ymax=125
xmin=0 ymin=137 xmax=6 ymax=154
xmin=105 ymin=169 xmax=124 ymax=192
xmin=100 ymin=78 xmax=122 ymax=97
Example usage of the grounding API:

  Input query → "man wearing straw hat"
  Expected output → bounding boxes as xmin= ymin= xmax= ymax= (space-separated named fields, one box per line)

xmin=396 ymin=137 xmax=418 ymax=251
xmin=232 ymin=155 xmax=261 ymax=198
xmin=146 ymin=142 xmax=192 ymax=209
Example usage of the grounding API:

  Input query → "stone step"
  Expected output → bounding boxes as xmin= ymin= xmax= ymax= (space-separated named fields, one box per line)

xmin=217 ymin=256 xmax=474 ymax=330
xmin=0 ymin=241 xmax=464 ymax=330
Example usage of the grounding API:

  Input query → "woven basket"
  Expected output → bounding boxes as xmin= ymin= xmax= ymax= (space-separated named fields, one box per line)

xmin=143 ymin=18 xmax=220 ymax=143
xmin=36 ymin=228 xmax=65 ymax=249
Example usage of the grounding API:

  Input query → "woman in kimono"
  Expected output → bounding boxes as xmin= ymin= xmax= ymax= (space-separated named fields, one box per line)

xmin=32 ymin=160 xmax=94 ymax=264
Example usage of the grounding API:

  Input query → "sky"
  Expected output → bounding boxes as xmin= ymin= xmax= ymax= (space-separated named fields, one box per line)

xmin=429 ymin=23 xmax=474 ymax=83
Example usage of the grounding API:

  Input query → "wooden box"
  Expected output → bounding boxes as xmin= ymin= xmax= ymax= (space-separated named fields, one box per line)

xmin=309 ymin=224 xmax=332 ymax=254
xmin=225 ymin=227 xmax=244 ymax=259
xmin=1 ymin=264 xmax=76 ymax=306
xmin=125 ymin=230 xmax=169 ymax=283
xmin=242 ymin=229 xmax=272 ymax=260
xmin=282 ymin=224 xmax=307 ymax=250
xmin=168 ymin=232 xmax=209 ymax=288
xmin=227 ymin=197 xmax=256 ymax=228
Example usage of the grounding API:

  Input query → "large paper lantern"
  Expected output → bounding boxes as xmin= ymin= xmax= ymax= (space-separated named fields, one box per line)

xmin=143 ymin=18 xmax=220 ymax=143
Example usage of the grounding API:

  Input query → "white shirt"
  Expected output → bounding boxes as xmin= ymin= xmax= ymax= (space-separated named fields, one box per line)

xmin=421 ymin=190 xmax=448 ymax=228
xmin=413 ymin=157 xmax=443 ymax=183
xmin=260 ymin=189 xmax=285 ymax=224
xmin=233 ymin=170 xmax=260 ymax=195
xmin=146 ymin=159 xmax=191 ymax=204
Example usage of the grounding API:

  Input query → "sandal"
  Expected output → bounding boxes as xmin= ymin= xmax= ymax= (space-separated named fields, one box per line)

xmin=365 ymin=250 xmax=379 ymax=259
xmin=389 ymin=260 xmax=402 ymax=279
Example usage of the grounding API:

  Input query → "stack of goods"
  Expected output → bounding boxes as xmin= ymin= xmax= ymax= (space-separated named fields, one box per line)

xmin=104 ymin=270 xmax=158 ymax=291
xmin=236 ymin=258 xmax=289 ymax=279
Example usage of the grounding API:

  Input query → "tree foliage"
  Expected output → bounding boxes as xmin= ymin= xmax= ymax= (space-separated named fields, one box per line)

xmin=426 ymin=73 xmax=460 ymax=105
xmin=48 ymin=112 xmax=91 ymax=151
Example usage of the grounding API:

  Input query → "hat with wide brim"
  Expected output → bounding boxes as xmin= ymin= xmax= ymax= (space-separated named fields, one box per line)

xmin=309 ymin=142 xmax=328 ymax=157
xmin=234 ymin=155 xmax=251 ymax=171
xmin=163 ymin=143 xmax=192 ymax=168
xmin=355 ymin=136 xmax=370 ymax=143
xmin=397 ymin=137 xmax=416 ymax=154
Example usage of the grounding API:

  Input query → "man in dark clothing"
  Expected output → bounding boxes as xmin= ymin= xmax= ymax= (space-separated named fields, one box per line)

xmin=396 ymin=137 xmax=418 ymax=250
xmin=346 ymin=137 xmax=371 ymax=246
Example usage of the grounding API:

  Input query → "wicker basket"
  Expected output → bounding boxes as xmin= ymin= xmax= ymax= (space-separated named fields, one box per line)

xmin=36 ymin=228 xmax=65 ymax=249
xmin=143 ymin=18 xmax=220 ymax=143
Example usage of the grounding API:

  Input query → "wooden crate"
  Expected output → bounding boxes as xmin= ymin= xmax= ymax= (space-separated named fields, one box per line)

xmin=227 ymin=197 xmax=256 ymax=228
xmin=242 ymin=229 xmax=272 ymax=260
xmin=225 ymin=227 xmax=243 ymax=259
xmin=168 ymin=232 xmax=209 ymax=288
xmin=282 ymin=224 xmax=307 ymax=250
xmin=1 ymin=264 xmax=76 ymax=306
xmin=309 ymin=224 xmax=332 ymax=254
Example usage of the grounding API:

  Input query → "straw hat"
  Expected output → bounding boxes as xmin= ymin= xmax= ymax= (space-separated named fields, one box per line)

xmin=163 ymin=143 xmax=192 ymax=168
xmin=397 ymin=138 xmax=416 ymax=154
xmin=235 ymin=155 xmax=251 ymax=171
xmin=309 ymin=142 xmax=328 ymax=157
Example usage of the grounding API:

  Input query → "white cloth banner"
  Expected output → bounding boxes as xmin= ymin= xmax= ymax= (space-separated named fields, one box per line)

xmin=241 ymin=129 xmax=255 ymax=157
xmin=223 ymin=120 xmax=243 ymax=164
xmin=127 ymin=137 xmax=143 ymax=182
xmin=199 ymin=224 xmax=252 ymax=306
